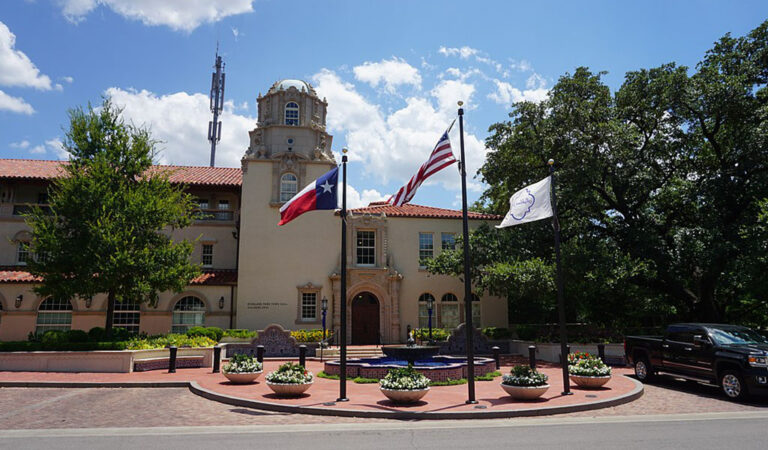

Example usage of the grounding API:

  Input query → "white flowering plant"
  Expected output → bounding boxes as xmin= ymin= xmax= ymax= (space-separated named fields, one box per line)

xmin=568 ymin=356 xmax=612 ymax=377
xmin=222 ymin=353 xmax=262 ymax=374
xmin=501 ymin=365 xmax=549 ymax=387
xmin=379 ymin=365 xmax=430 ymax=390
xmin=265 ymin=362 xmax=314 ymax=384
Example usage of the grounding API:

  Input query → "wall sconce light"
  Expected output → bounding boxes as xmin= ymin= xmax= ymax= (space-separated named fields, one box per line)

xmin=85 ymin=297 xmax=93 ymax=309
xmin=15 ymin=294 xmax=22 ymax=308
xmin=218 ymin=296 xmax=225 ymax=309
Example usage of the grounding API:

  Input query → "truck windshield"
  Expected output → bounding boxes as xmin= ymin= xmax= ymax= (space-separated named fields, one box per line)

xmin=708 ymin=327 xmax=768 ymax=346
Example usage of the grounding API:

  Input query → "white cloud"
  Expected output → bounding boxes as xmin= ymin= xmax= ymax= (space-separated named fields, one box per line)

xmin=0 ymin=90 xmax=35 ymax=114
xmin=29 ymin=144 xmax=46 ymax=154
xmin=488 ymin=80 xmax=548 ymax=105
xmin=353 ymin=57 xmax=421 ymax=93
xmin=0 ymin=21 xmax=54 ymax=90
xmin=59 ymin=0 xmax=255 ymax=32
xmin=312 ymin=69 xmax=487 ymax=197
xmin=105 ymin=87 xmax=255 ymax=167
xmin=510 ymin=59 xmax=533 ymax=72
xmin=10 ymin=140 xmax=30 ymax=149
xmin=45 ymin=138 xmax=69 ymax=159
xmin=438 ymin=46 xmax=478 ymax=59
xmin=345 ymin=185 xmax=387 ymax=209
xmin=231 ymin=27 xmax=240 ymax=40
xmin=526 ymin=73 xmax=546 ymax=90
xmin=62 ymin=76 xmax=74 ymax=83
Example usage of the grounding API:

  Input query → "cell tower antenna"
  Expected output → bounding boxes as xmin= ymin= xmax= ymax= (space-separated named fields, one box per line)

xmin=208 ymin=44 xmax=225 ymax=167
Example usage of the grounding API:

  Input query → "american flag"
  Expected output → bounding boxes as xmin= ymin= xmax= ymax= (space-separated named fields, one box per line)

xmin=387 ymin=125 xmax=458 ymax=206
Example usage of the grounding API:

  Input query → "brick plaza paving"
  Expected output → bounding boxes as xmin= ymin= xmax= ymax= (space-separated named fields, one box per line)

xmin=0 ymin=358 xmax=765 ymax=429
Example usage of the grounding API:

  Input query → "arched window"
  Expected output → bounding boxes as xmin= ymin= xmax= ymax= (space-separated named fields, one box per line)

xmin=471 ymin=293 xmax=481 ymax=326
xmin=285 ymin=102 xmax=299 ymax=126
xmin=280 ymin=173 xmax=298 ymax=202
xmin=172 ymin=296 xmax=205 ymax=333
xmin=417 ymin=293 xmax=435 ymax=329
xmin=114 ymin=300 xmax=141 ymax=334
xmin=36 ymin=297 xmax=73 ymax=335
xmin=440 ymin=293 xmax=460 ymax=329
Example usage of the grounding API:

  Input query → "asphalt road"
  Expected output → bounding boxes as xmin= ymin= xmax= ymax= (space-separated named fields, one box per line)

xmin=1 ymin=411 xmax=767 ymax=450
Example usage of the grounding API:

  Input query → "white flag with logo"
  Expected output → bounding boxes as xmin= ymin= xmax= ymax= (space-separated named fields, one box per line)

xmin=496 ymin=176 xmax=553 ymax=228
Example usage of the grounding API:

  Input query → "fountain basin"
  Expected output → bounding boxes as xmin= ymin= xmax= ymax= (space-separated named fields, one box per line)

xmin=324 ymin=355 xmax=496 ymax=382
xmin=381 ymin=345 xmax=441 ymax=365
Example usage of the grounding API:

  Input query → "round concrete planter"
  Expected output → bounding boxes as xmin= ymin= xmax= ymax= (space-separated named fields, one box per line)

xmin=569 ymin=374 xmax=611 ymax=388
xmin=266 ymin=381 xmax=313 ymax=397
xmin=223 ymin=371 xmax=262 ymax=384
xmin=500 ymin=383 xmax=550 ymax=400
xmin=380 ymin=387 xmax=429 ymax=404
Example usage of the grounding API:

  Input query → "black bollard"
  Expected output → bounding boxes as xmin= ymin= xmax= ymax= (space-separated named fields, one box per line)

xmin=299 ymin=345 xmax=307 ymax=368
xmin=168 ymin=345 xmax=177 ymax=373
xmin=598 ymin=344 xmax=606 ymax=363
xmin=492 ymin=346 xmax=500 ymax=370
xmin=528 ymin=345 xmax=536 ymax=369
xmin=212 ymin=345 xmax=222 ymax=373
xmin=256 ymin=345 xmax=265 ymax=363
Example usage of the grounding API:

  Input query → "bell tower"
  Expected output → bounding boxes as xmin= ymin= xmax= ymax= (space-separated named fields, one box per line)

xmin=243 ymin=79 xmax=335 ymax=204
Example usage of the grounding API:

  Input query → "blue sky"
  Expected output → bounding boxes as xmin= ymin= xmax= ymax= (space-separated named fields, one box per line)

xmin=1 ymin=1 xmax=766 ymax=209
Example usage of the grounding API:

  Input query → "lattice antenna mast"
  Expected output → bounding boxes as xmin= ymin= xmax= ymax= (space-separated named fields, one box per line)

xmin=208 ymin=47 xmax=226 ymax=167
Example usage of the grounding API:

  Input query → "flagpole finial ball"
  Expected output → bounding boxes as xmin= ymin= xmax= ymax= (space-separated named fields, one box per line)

xmin=342 ymin=147 xmax=348 ymax=154
xmin=548 ymin=159 xmax=555 ymax=166
xmin=457 ymin=100 xmax=464 ymax=107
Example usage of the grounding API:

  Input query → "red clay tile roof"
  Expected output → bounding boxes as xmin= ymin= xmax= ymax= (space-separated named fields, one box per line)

xmin=0 ymin=268 xmax=236 ymax=285
xmin=0 ymin=159 xmax=242 ymax=188
xmin=350 ymin=202 xmax=502 ymax=220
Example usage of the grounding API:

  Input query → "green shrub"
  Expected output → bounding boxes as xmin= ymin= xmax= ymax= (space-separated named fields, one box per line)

xmin=476 ymin=370 xmax=502 ymax=381
xmin=429 ymin=378 xmax=467 ymax=386
xmin=413 ymin=328 xmax=451 ymax=342
xmin=223 ymin=329 xmax=258 ymax=339
xmin=186 ymin=326 xmax=223 ymax=341
xmin=502 ymin=365 xmax=548 ymax=387
xmin=482 ymin=327 xmax=513 ymax=340
xmin=65 ymin=330 xmax=90 ymax=343
xmin=88 ymin=327 xmax=108 ymax=341
xmin=40 ymin=330 xmax=68 ymax=346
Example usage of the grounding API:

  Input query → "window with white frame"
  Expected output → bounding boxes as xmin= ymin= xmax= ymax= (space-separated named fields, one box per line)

xmin=441 ymin=233 xmax=456 ymax=250
xmin=36 ymin=297 xmax=73 ymax=334
xmin=440 ymin=293 xmax=460 ymax=329
xmin=202 ymin=244 xmax=213 ymax=267
xmin=418 ymin=293 xmax=435 ymax=329
xmin=114 ymin=300 xmax=141 ymax=334
xmin=285 ymin=102 xmax=300 ymax=126
xmin=356 ymin=230 xmax=375 ymax=266
xmin=280 ymin=173 xmax=298 ymax=202
xmin=16 ymin=241 xmax=30 ymax=265
xmin=300 ymin=292 xmax=317 ymax=321
xmin=418 ymin=232 xmax=433 ymax=267
xmin=171 ymin=296 xmax=205 ymax=333
xmin=215 ymin=199 xmax=232 ymax=220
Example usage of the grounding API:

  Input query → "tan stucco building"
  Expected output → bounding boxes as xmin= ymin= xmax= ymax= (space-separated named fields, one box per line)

xmin=0 ymin=79 xmax=507 ymax=343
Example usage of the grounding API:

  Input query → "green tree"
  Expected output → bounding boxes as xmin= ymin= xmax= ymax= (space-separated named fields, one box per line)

xmin=468 ymin=21 xmax=768 ymax=326
xmin=26 ymin=100 xmax=200 ymax=334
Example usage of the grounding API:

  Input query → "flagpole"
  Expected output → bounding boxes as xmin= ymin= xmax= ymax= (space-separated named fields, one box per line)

xmin=549 ymin=159 xmax=572 ymax=396
xmin=458 ymin=101 xmax=477 ymax=404
xmin=337 ymin=148 xmax=349 ymax=402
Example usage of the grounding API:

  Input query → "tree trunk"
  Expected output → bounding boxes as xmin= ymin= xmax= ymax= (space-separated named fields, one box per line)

xmin=699 ymin=276 xmax=721 ymax=323
xmin=105 ymin=290 xmax=116 ymax=337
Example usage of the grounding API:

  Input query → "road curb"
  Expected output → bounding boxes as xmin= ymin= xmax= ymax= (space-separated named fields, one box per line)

xmin=0 ymin=381 xmax=189 ymax=388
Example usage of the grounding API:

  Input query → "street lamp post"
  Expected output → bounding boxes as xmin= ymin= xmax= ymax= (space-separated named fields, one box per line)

xmin=321 ymin=296 xmax=328 ymax=362
xmin=427 ymin=295 xmax=434 ymax=345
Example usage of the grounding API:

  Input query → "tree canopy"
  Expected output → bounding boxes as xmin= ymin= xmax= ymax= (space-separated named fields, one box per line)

xmin=428 ymin=21 xmax=768 ymax=329
xmin=26 ymin=100 xmax=200 ymax=333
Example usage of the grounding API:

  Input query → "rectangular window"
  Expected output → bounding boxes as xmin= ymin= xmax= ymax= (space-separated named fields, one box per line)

xmin=202 ymin=244 xmax=213 ymax=267
xmin=114 ymin=300 xmax=141 ymax=334
xmin=356 ymin=230 xmax=375 ymax=266
xmin=419 ymin=233 xmax=433 ymax=268
xmin=215 ymin=200 xmax=233 ymax=220
xmin=301 ymin=293 xmax=317 ymax=320
xmin=441 ymin=233 xmax=456 ymax=250
xmin=440 ymin=304 xmax=460 ymax=329
xmin=17 ymin=242 xmax=29 ymax=265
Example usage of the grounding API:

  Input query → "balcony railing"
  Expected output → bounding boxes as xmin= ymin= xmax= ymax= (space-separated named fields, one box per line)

xmin=193 ymin=209 xmax=235 ymax=221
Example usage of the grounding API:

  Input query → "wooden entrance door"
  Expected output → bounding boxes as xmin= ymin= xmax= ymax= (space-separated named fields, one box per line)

xmin=351 ymin=292 xmax=380 ymax=345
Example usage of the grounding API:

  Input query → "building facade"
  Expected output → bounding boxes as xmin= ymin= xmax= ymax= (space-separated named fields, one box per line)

xmin=0 ymin=79 xmax=507 ymax=343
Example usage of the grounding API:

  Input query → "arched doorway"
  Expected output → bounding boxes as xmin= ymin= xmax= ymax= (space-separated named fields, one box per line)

xmin=351 ymin=292 xmax=380 ymax=345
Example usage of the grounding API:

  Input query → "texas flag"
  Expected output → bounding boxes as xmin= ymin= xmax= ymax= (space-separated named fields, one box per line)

xmin=278 ymin=166 xmax=339 ymax=226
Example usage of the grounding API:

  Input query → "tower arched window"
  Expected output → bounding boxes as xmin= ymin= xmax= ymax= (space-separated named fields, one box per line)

xmin=418 ymin=293 xmax=435 ymax=329
xmin=440 ymin=293 xmax=459 ymax=329
xmin=36 ymin=297 xmax=73 ymax=335
xmin=172 ymin=296 xmax=205 ymax=333
xmin=280 ymin=173 xmax=298 ymax=202
xmin=285 ymin=102 xmax=299 ymax=126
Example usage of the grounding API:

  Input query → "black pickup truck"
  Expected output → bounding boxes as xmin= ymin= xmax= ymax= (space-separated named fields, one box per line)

xmin=625 ymin=323 xmax=768 ymax=400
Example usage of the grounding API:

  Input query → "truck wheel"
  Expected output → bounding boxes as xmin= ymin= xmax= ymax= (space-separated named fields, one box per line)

xmin=720 ymin=370 xmax=748 ymax=401
xmin=634 ymin=357 xmax=653 ymax=382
